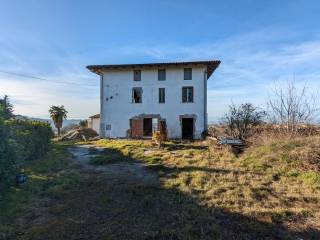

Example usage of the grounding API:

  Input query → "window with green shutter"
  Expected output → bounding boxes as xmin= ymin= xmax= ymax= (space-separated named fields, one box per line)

xmin=159 ymin=88 xmax=165 ymax=103
xmin=182 ymin=86 xmax=193 ymax=103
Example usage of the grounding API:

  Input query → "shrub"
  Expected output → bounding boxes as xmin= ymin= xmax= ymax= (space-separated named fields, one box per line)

xmin=6 ymin=120 xmax=53 ymax=161
xmin=0 ymin=96 xmax=17 ymax=191
xmin=224 ymin=103 xmax=266 ymax=140
xmin=79 ymin=120 xmax=87 ymax=128
xmin=0 ymin=119 xmax=18 ymax=191
xmin=0 ymin=96 xmax=53 ymax=193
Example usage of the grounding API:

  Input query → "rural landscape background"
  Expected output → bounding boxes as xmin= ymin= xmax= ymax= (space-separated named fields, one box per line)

xmin=1 ymin=1 xmax=320 ymax=240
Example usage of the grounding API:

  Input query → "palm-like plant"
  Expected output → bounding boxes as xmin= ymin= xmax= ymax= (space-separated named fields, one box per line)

xmin=49 ymin=105 xmax=68 ymax=136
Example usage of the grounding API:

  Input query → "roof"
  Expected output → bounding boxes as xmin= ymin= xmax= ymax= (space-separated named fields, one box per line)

xmin=87 ymin=60 xmax=221 ymax=79
xmin=89 ymin=114 xmax=100 ymax=119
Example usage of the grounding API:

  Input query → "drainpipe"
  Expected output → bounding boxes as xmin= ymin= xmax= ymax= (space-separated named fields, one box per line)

xmin=204 ymin=70 xmax=208 ymax=135
xmin=99 ymin=73 xmax=105 ymax=138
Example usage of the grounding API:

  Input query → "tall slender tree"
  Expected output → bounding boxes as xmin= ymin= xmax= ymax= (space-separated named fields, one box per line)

xmin=49 ymin=105 xmax=68 ymax=136
xmin=0 ymin=95 xmax=13 ymax=120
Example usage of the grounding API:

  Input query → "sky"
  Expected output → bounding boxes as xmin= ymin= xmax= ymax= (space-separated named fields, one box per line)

xmin=0 ymin=0 xmax=319 ymax=121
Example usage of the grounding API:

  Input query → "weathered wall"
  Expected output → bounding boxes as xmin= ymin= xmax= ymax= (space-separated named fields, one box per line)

xmin=100 ymin=65 xmax=207 ymax=139
xmin=87 ymin=118 xmax=100 ymax=135
xmin=91 ymin=118 xmax=100 ymax=134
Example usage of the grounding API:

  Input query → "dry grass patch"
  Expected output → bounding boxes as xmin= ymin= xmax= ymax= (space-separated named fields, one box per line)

xmin=90 ymin=137 xmax=320 ymax=238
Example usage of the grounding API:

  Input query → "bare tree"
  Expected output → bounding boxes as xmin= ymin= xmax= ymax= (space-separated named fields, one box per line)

xmin=268 ymin=81 xmax=319 ymax=136
xmin=224 ymin=103 xmax=266 ymax=140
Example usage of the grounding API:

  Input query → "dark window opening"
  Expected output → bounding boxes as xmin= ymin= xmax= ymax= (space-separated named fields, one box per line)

xmin=184 ymin=68 xmax=192 ymax=80
xmin=143 ymin=118 xmax=152 ymax=136
xmin=133 ymin=70 xmax=141 ymax=81
xmin=132 ymin=87 xmax=142 ymax=103
xmin=158 ymin=69 xmax=166 ymax=81
xmin=182 ymin=118 xmax=194 ymax=139
xmin=182 ymin=86 xmax=194 ymax=103
xmin=159 ymin=88 xmax=165 ymax=103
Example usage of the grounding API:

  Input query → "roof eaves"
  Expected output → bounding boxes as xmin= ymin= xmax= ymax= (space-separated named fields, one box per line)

xmin=86 ymin=60 xmax=221 ymax=78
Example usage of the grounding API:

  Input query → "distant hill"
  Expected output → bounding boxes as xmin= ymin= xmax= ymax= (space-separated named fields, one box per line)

xmin=15 ymin=115 xmax=82 ymax=130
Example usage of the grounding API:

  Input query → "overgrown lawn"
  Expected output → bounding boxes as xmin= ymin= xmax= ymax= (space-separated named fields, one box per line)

xmin=90 ymin=137 xmax=320 ymax=238
xmin=0 ymin=142 xmax=82 ymax=239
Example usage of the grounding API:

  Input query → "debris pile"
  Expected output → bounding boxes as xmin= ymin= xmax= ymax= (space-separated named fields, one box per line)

xmin=61 ymin=128 xmax=99 ymax=141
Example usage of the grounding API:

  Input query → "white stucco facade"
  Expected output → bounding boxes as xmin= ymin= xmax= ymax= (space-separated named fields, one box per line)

xmin=87 ymin=116 xmax=100 ymax=134
xmin=87 ymin=61 xmax=220 ymax=139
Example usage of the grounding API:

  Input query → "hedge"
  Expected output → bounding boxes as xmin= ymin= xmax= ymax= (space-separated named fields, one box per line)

xmin=0 ymin=119 xmax=53 ymax=192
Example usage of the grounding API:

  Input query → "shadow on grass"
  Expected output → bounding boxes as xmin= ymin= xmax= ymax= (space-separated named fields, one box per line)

xmin=17 ymin=145 xmax=320 ymax=240
xmin=164 ymin=141 xmax=208 ymax=151
xmin=147 ymin=164 xmax=260 ymax=177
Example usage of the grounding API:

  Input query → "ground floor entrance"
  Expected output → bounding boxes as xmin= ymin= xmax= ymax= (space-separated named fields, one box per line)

xmin=130 ymin=115 xmax=195 ymax=139
xmin=181 ymin=118 xmax=194 ymax=139
xmin=130 ymin=115 xmax=160 ymax=138
xmin=143 ymin=118 xmax=153 ymax=137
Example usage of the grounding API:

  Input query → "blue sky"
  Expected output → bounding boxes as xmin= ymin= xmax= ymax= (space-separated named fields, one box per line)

xmin=0 ymin=0 xmax=319 ymax=121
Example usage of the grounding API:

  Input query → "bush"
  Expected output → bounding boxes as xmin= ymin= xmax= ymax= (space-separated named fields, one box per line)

xmin=0 ymin=97 xmax=16 ymax=191
xmin=0 ymin=120 xmax=18 ymax=191
xmin=6 ymin=120 xmax=53 ymax=161
xmin=79 ymin=120 xmax=87 ymax=128
xmin=0 ymin=96 xmax=53 ymax=193
xmin=224 ymin=103 xmax=266 ymax=140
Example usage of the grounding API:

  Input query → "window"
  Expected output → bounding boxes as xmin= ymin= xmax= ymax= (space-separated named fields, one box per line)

xmin=184 ymin=68 xmax=192 ymax=80
xmin=133 ymin=70 xmax=141 ymax=81
xmin=132 ymin=87 xmax=142 ymax=103
xmin=159 ymin=88 xmax=165 ymax=103
xmin=158 ymin=69 xmax=166 ymax=81
xmin=182 ymin=87 xmax=194 ymax=103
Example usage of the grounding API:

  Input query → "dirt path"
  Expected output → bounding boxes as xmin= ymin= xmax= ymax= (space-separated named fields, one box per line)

xmin=69 ymin=144 xmax=159 ymax=187
xmin=15 ymin=144 xmax=311 ymax=240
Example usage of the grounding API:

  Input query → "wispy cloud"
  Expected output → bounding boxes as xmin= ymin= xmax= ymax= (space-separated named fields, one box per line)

xmin=0 ymin=35 xmax=100 ymax=119
xmin=1 ymin=28 xmax=319 ymax=120
xmin=110 ymin=29 xmax=320 ymax=120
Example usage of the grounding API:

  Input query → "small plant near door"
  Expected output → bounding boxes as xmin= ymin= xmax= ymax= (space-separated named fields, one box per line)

xmin=152 ymin=120 xmax=167 ymax=148
xmin=152 ymin=131 xmax=164 ymax=148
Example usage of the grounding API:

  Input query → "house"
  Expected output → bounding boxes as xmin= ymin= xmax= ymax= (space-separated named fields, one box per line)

xmin=87 ymin=114 xmax=100 ymax=134
xmin=87 ymin=60 xmax=220 ymax=139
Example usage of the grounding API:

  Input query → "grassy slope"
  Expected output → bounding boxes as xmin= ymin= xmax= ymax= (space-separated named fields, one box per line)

xmin=1 ymin=138 xmax=319 ymax=239
xmin=92 ymin=137 xmax=320 ymax=238
xmin=0 ymin=142 xmax=82 ymax=239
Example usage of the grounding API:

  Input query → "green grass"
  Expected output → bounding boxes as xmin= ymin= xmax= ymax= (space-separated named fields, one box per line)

xmin=1 ymin=137 xmax=320 ymax=239
xmin=89 ymin=148 xmax=131 ymax=165
xmin=0 ymin=142 xmax=82 ymax=239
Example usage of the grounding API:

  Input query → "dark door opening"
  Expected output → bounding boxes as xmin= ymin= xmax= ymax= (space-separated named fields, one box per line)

xmin=181 ymin=118 xmax=194 ymax=139
xmin=143 ymin=118 xmax=152 ymax=137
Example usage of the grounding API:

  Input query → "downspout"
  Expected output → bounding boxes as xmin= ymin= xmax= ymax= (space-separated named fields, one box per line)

xmin=99 ymin=73 xmax=105 ymax=138
xmin=204 ymin=70 xmax=208 ymax=135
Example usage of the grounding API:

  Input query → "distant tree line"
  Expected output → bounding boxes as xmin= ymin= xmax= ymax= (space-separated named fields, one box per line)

xmin=0 ymin=96 xmax=53 ymax=194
